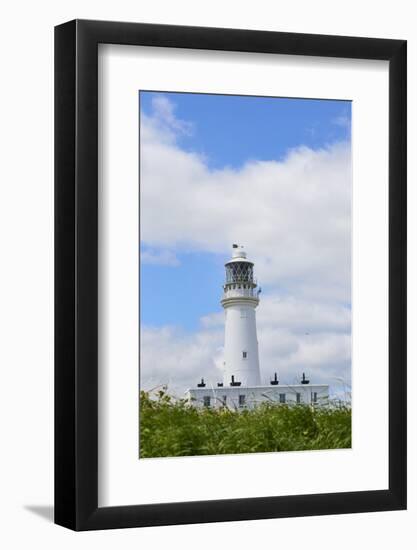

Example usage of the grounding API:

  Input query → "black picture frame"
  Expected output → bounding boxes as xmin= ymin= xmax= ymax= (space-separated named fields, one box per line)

xmin=55 ymin=19 xmax=407 ymax=531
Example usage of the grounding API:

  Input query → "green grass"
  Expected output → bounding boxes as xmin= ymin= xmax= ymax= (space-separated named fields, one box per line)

xmin=139 ymin=390 xmax=351 ymax=458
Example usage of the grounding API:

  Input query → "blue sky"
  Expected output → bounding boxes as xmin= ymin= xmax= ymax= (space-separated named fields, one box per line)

xmin=140 ymin=91 xmax=351 ymax=332
xmin=140 ymin=92 xmax=350 ymax=171
xmin=141 ymin=250 xmax=225 ymax=330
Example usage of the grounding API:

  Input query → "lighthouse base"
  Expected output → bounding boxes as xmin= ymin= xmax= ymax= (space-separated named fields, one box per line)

xmin=185 ymin=384 xmax=329 ymax=410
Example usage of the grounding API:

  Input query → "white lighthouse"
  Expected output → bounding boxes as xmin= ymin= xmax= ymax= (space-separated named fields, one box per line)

xmin=222 ymin=244 xmax=261 ymax=386
xmin=186 ymin=244 xmax=329 ymax=410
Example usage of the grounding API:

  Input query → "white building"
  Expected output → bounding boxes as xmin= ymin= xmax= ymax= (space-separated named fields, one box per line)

xmin=186 ymin=245 xmax=329 ymax=410
xmin=222 ymin=244 xmax=261 ymax=386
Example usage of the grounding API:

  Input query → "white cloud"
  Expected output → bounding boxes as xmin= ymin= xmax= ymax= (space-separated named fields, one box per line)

xmin=141 ymin=248 xmax=180 ymax=267
xmin=257 ymin=294 xmax=350 ymax=334
xmin=141 ymin=113 xmax=351 ymax=302
xmin=332 ymin=114 xmax=351 ymax=128
xmin=140 ymin=296 xmax=351 ymax=397
xmin=140 ymin=96 xmax=352 ymax=396
xmin=140 ymin=323 xmax=224 ymax=396
xmin=141 ymin=95 xmax=194 ymax=146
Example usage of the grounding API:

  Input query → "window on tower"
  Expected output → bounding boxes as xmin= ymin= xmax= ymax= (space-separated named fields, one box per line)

xmin=242 ymin=351 xmax=247 ymax=359
xmin=225 ymin=262 xmax=254 ymax=284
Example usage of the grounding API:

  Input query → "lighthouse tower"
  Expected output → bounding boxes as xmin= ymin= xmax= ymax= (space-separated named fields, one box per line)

xmin=221 ymin=244 xmax=261 ymax=386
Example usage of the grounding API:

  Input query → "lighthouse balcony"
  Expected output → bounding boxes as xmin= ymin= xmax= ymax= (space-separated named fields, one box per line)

xmin=221 ymin=285 xmax=260 ymax=303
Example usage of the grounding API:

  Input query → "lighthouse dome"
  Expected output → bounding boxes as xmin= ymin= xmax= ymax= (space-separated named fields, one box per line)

xmin=226 ymin=245 xmax=253 ymax=265
xmin=232 ymin=247 xmax=247 ymax=259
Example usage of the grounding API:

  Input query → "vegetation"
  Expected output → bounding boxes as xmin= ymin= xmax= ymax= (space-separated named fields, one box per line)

xmin=139 ymin=390 xmax=351 ymax=458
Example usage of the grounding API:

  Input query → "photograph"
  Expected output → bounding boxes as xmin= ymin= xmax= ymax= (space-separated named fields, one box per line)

xmin=139 ymin=90 xmax=352 ymax=458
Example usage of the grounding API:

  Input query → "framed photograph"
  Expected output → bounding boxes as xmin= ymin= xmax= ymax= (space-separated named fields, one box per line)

xmin=55 ymin=19 xmax=406 ymax=530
